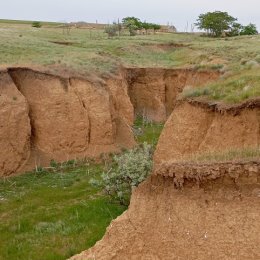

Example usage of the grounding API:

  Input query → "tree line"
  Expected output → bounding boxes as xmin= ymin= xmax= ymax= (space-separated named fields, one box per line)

xmin=105 ymin=17 xmax=161 ymax=37
xmin=196 ymin=11 xmax=258 ymax=37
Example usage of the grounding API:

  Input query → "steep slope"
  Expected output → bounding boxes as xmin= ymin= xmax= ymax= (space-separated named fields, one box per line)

xmin=0 ymin=72 xmax=31 ymax=176
xmin=126 ymin=68 xmax=219 ymax=122
xmin=154 ymin=99 xmax=260 ymax=165
xmin=71 ymin=100 xmax=260 ymax=260
xmin=0 ymin=68 xmax=135 ymax=176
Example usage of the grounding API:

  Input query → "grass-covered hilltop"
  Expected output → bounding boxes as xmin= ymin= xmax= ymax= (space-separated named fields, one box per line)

xmin=0 ymin=19 xmax=260 ymax=103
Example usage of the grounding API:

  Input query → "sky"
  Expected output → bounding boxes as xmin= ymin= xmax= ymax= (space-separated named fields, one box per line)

xmin=1 ymin=0 xmax=259 ymax=31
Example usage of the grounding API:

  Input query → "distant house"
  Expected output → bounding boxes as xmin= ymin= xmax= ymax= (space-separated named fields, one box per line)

xmin=159 ymin=25 xmax=177 ymax=33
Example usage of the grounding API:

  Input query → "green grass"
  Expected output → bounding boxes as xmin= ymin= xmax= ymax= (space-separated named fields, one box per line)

xmin=0 ymin=119 xmax=164 ymax=260
xmin=133 ymin=117 xmax=164 ymax=146
xmin=180 ymin=147 xmax=260 ymax=163
xmin=0 ymin=22 xmax=259 ymax=102
xmin=182 ymin=68 xmax=260 ymax=103
xmin=0 ymin=165 xmax=126 ymax=260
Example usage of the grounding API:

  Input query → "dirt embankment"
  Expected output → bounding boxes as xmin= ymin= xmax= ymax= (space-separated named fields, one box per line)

xmin=71 ymin=100 xmax=260 ymax=260
xmin=0 ymin=67 xmax=219 ymax=176
xmin=71 ymin=161 xmax=260 ymax=260
xmin=0 ymin=68 xmax=135 ymax=176
xmin=126 ymin=68 xmax=219 ymax=122
xmin=154 ymin=99 xmax=260 ymax=165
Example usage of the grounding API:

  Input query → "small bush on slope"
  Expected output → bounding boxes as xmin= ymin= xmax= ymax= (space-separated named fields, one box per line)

xmin=90 ymin=143 xmax=153 ymax=205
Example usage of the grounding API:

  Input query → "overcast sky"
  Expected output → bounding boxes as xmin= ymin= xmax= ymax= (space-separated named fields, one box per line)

xmin=1 ymin=0 xmax=259 ymax=31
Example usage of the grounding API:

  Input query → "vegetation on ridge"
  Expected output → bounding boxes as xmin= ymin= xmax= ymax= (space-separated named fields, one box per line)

xmin=0 ymin=19 xmax=259 ymax=103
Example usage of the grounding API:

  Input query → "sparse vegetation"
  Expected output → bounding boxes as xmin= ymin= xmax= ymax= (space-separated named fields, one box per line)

xmin=90 ymin=143 xmax=153 ymax=205
xmin=182 ymin=68 xmax=260 ymax=103
xmin=180 ymin=147 xmax=260 ymax=163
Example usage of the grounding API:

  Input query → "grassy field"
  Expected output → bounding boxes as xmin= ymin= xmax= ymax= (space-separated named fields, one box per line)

xmin=0 ymin=119 xmax=163 ymax=260
xmin=0 ymin=21 xmax=259 ymax=102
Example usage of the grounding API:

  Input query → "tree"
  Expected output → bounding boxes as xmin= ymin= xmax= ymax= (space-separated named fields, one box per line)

xmin=228 ymin=22 xmax=243 ymax=36
xmin=150 ymin=23 xmax=161 ymax=34
xmin=142 ymin=22 xmax=153 ymax=34
xmin=104 ymin=23 xmax=118 ymax=38
xmin=240 ymin=23 xmax=258 ymax=35
xmin=195 ymin=11 xmax=237 ymax=37
xmin=122 ymin=17 xmax=142 ymax=36
xmin=32 ymin=21 xmax=42 ymax=28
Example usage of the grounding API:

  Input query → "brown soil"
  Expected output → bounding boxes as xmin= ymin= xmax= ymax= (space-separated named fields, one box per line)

xmin=50 ymin=41 xmax=76 ymax=46
xmin=71 ymin=100 xmax=260 ymax=260
xmin=71 ymin=161 xmax=260 ymax=260
xmin=154 ymin=99 xmax=260 ymax=165
xmin=0 ymin=72 xmax=31 ymax=176
xmin=126 ymin=68 xmax=220 ymax=122
xmin=0 ymin=68 xmax=135 ymax=176
xmin=0 ymin=67 xmax=219 ymax=176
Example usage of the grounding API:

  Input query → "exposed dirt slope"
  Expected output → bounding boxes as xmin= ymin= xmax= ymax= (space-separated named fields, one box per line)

xmin=71 ymin=100 xmax=260 ymax=260
xmin=71 ymin=161 xmax=260 ymax=260
xmin=1 ymin=67 xmax=220 ymax=176
xmin=126 ymin=68 xmax=219 ymax=122
xmin=154 ymin=99 xmax=260 ymax=165
xmin=0 ymin=72 xmax=31 ymax=176
xmin=0 ymin=68 xmax=135 ymax=176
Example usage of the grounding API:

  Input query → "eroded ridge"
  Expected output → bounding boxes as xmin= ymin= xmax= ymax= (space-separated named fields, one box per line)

xmin=71 ymin=99 xmax=260 ymax=260
xmin=154 ymin=160 xmax=260 ymax=188
xmin=70 ymin=160 xmax=260 ymax=260
xmin=126 ymin=68 xmax=220 ymax=122
xmin=154 ymin=99 xmax=260 ymax=165
xmin=0 ymin=68 xmax=135 ymax=176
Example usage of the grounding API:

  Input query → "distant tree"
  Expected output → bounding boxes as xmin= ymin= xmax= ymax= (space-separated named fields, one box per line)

xmin=150 ymin=23 xmax=161 ymax=34
xmin=122 ymin=17 xmax=142 ymax=36
xmin=240 ymin=23 xmax=258 ymax=35
xmin=141 ymin=22 xmax=153 ymax=34
xmin=104 ymin=23 xmax=118 ymax=38
xmin=32 ymin=21 xmax=42 ymax=28
xmin=228 ymin=22 xmax=243 ymax=36
xmin=195 ymin=11 xmax=237 ymax=37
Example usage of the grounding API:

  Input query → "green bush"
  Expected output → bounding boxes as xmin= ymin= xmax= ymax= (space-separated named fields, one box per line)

xmin=240 ymin=23 xmax=258 ymax=35
xmin=104 ymin=23 xmax=118 ymax=38
xmin=90 ymin=143 xmax=153 ymax=205
xmin=32 ymin=21 xmax=42 ymax=28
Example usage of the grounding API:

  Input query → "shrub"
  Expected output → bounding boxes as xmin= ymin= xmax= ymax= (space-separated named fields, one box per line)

xmin=32 ymin=21 xmax=42 ymax=28
xmin=240 ymin=23 xmax=258 ymax=35
xmin=90 ymin=143 xmax=153 ymax=205
xmin=104 ymin=23 xmax=118 ymax=38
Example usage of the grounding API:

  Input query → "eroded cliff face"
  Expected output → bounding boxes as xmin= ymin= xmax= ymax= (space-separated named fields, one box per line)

xmin=71 ymin=100 xmax=260 ymax=260
xmin=154 ymin=99 xmax=260 ymax=165
xmin=0 ymin=72 xmax=31 ymax=175
xmin=1 ymin=67 xmax=220 ymax=176
xmin=126 ymin=68 xmax=219 ymax=122
xmin=71 ymin=162 xmax=260 ymax=260
xmin=0 ymin=68 xmax=135 ymax=176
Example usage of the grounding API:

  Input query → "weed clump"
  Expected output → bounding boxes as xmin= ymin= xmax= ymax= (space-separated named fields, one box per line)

xmin=90 ymin=143 xmax=153 ymax=205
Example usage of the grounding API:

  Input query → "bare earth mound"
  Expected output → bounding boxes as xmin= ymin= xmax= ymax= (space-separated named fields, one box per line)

xmin=71 ymin=100 xmax=260 ymax=260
